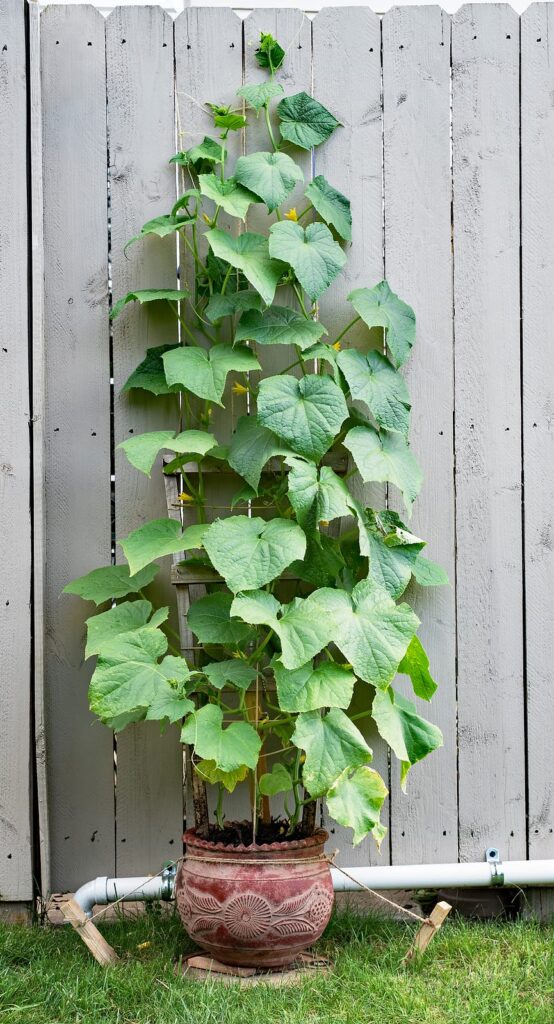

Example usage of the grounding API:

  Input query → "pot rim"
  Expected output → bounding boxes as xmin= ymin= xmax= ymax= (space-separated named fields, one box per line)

xmin=183 ymin=826 xmax=329 ymax=854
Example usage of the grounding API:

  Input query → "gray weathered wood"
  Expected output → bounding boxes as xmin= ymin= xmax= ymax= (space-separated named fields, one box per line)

xmin=383 ymin=5 xmax=457 ymax=865
xmin=106 ymin=6 xmax=183 ymax=874
xmin=453 ymin=4 xmax=525 ymax=860
xmin=41 ymin=4 xmax=116 ymax=891
xmin=0 ymin=0 xmax=33 ymax=902
xmin=313 ymin=6 xmax=389 ymax=867
xmin=521 ymin=4 xmax=554 ymax=899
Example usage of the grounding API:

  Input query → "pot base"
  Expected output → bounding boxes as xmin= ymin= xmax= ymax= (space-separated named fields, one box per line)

xmin=177 ymin=950 xmax=331 ymax=985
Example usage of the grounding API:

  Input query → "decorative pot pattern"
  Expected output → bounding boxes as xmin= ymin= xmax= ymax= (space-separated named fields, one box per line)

xmin=176 ymin=828 xmax=334 ymax=967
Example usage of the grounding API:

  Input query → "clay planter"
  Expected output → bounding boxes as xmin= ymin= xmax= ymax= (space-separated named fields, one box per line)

xmin=175 ymin=828 xmax=334 ymax=968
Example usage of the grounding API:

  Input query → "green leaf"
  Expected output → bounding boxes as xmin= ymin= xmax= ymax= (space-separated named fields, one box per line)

xmin=327 ymin=766 xmax=388 ymax=845
xmin=304 ymin=175 xmax=351 ymax=241
xmin=237 ymin=81 xmax=284 ymax=112
xmin=372 ymin=687 xmax=443 ymax=786
xmin=344 ymin=426 xmax=423 ymax=515
xmin=310 ymin=579 xmax=420 ymax=687
xmin=255 ymin=32 xmax=285 ymax=72
xmin=258 ymin=763 xmax=292 ymax=797
xmin=205 ymin=290 xmax=262 ymax=324
xmin=363 ymin=509 xmax=424 ymax=599
xmin=206 ymin=229 xmax=285 ymax=305
xmin=195 ymin=760 xmax=249 ymax=793
xmin=269 ymin=221 xmax=346 ymax=302
xmin=348 ymin=282 xmax=416 ymax=368
xmin=292 ymin=708 xmax=371 ymax=797
xmin=85 ymin=599 xmax=162 ymax=659
xmin=288 ymin=532 xmax=345 ymax=587
xmin=412 ymin=555 xmax=449 ymax=587
xmin=181 ymin=704 xmax=261 ymax=772
xmin=337 ymin=349 xmax=411 ymax=435
xmin=124 ymin=214 xmax=194 ymax=253
xmin=120 ymin=518 xmax=209 ymax=576
xmin=285 ymin=457 xmax=351 ymax=530
xmin=198 ymin=174 xmax=258 ymax=220
xmin=273 ymin=658 xmax=356 ymax=712
xmin=202 ymin=659 xmax=257 ymax=691
xmin=203 ymin=516 xmax=306 ymax=592
xmin=145 ymin=685 xmax=195 ymax=724
xmin=63 ymin=563 xmax=159 ymax=606
xmin=170 ymin=137 xmax=226 ymax=168
xmin=231 ymin=590 xmax=332 ymax=670
xmin=214 ymin=111 xmax=246 ymax=133
xmin=277 ymin=92 xmax=340 ymax=150
xmin=234 ymin=152 xmax=303 ymax=213
xmin=227 ymin=415 xmax=292 ymax=492
xmin=117 ymin=429 xmax=217 ymax=477
xmin=398 ymin=635 xmax=438 ymax=701
xmin=235 ymin=306 xmax=326 ymax=350
xmin=122 ymin=345 xmax=182 ymax=397
xmin=188 ymin=592 xmax=251 ymax=646
xmin=162 ymin=343 xmax=260 ymax=406
xmin=110 ymin=289 xmax=187 ymax=321
xmin=257 ymin=373 xmax=348 ymax=462
xmin=90 ymin=627 xmax=192 ymax=730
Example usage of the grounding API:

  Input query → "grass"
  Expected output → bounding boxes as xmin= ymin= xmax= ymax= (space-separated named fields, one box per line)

xmin=0 ymin=909 xmax=553 ymax=1024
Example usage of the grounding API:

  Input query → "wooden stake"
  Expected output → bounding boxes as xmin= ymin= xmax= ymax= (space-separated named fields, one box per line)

xmin=245 ymin=690 xmax=270 ymax=824
xmin=404 ymin=901 xmax=452 ymax=962
xmin=60 ymin=898 xmax=119 ymax=967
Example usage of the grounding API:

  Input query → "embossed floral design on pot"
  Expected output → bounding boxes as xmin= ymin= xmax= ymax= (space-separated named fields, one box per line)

xmin=176 ymin=828 xmax=334 ymax=967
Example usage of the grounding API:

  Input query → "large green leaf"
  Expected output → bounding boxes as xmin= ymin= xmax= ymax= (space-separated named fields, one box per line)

xmin=206 ymin=229 xmax=285 ymax=305
xmin=170 ymin=136 xmax=226 ymax=168
xmin=227 ymin=415 xmax=293 ymax=492
xmin=310 ymin=579 xmax=420 ymax=687
xmin=337 ymin=349 xmax=410 ymax=435
xmin=124 ymin=214 xmax=194 ymax=254
xmin=85 ymin=599 xmax=168 ymax=658
xmin=188 ymin=592 xmax=251 ymax=646
xmin=198 ymin=174 xmax=258 ymax=220
xmin=255 ymin=32 xmax=285 ymax=72
xmin=118 ymin=429 xmax=217 ymax=477
xmin=372 ymin=687 xmax=443 ymax=787
xmin=257 ymin=373 xmax=348 ymax=462
xmin=327 ymin=766 xmax=388 ymax=845
xmin=237 ymin=81 xmax=284 ymax=112
xmin=363 ymin=509 xmax=424 ymax=599
xmin=234 ymin=151 xmax=303 ymax=213
xmin=292 ymin=708 xmax=371 ymax=797
xmin=277 ymin=92 xmax=340 ymax=150
xmin=269 ymin=221 xmax=346 ymax=302
xmin=120 ymin=519 xmax=209 ymax=576
xmin=273 ymin=657 xmax=356 ymax=712
xmin=288 ymin=532 xmax=345 ymax=587
xmin=181 ymin=704 xmax=261 ymax=772
xmin=203 ymin=516 xmax=306 ymax=592
xmin=63 ymin=563 xmax=159 ymax=606
xmin=412 ymin=555 xmax=449 ymax=587
xmin=110 ymin=289 xmax=188 ymax=321
xmin=89 ymin=626 xmax=192 ymax=730
xmin=195 ymin=761 xmax=249 ymax=793
xmin=205 ymin=290 xmax=262 ymax=324
xmin=344 ymin=426 xmax=423 ymax=515
xmin=231 ymin=590 xmax=333 ymax=670
xmin=162 ymin=343 xmax=259 ymax=406
xmin=348 ymin=282 xmax=416 ymax=368
xmin=285 ymin=457 xmax=351 ymax=530
xmin=122 ymin=345 xmax=181 ymax=396
xmin=145 ymin=685 xmax=196 ymax=725
xmin=398 ymin=635 xmax=438 ymax=701
xmin=202 ymin=659 xmax=257 ymax=691
xmin=258 ymin=763 xmax=292 ymax=797
xmin=235 ymin=306 xmax=326 ymax=350
xmin=305 ymin=175 xmax=351 ymax=241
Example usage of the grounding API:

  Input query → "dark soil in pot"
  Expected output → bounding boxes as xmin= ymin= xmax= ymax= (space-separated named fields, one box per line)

xmin=176 ymin=826 xmax=334 ymax=968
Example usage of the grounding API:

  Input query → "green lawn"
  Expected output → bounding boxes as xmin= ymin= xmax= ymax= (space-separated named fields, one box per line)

xmin=0 ymin=910 xmax=552 ymax=1024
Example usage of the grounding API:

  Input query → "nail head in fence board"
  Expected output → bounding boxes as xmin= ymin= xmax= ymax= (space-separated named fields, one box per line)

xmin=41 ymin=4 xmax=116 ymax=892
xmin=313 ymin=6 xmax=390 ymax=867
xmin=452 ymin=4 xmax=525 ymax=860
xmin=521 ymin=2 xmax=554 ymax=917
xmin=0 ymin=0 xmax=33 ymax=901
xmin=61 ymin=898 xmax=119 ymax=967
xmin=106 ymin=6 xmax=183 ymax=874
xmin=383 ymin=6 xmax=457 ymax=865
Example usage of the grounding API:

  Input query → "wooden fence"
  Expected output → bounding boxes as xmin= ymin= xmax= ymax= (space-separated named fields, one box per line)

xmin=1 ymin=1 xmax=554 ymax=912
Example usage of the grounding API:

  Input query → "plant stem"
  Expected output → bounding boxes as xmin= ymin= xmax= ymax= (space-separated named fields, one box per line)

xmin=264 ymin=103 xmax=278 ymax=152
xmin=332 ymin=314 xmax=361 ymax=348
xmin=296 ymin=203 xmax=313 ymax=221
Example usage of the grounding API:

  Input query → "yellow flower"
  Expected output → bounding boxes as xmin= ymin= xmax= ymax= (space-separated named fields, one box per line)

xmin=285 ymin=207 xmax=298 ymax=222
xmin=319 ymin=520 xmax=330 ymax=528
xmin=232 ymin=382 xmax=249 ymax=395
xmin=178 ymin=491 xmax=194 ymax=503
xmin=332 ymin=340 xmax=341 ymax=351
xmin=136 ymin=941 xmax=151 ymax=951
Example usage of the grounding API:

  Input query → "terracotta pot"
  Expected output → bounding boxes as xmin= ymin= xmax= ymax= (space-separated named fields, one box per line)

xmin=175 ymin=828 xmax=334 ymax=967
